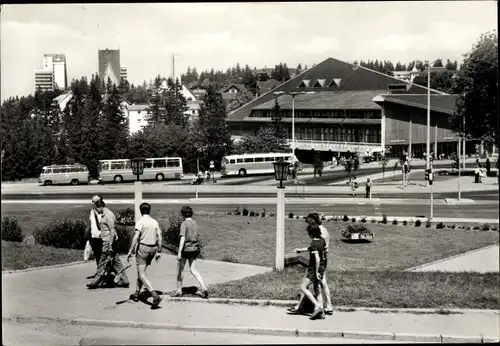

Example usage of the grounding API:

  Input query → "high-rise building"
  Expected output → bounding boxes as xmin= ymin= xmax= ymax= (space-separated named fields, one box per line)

xmin=34 ymin=70 xmax=55 ymax=92
xmin=98 ymin=49 xmax=121 ymax=85
xmin=34 ymin=53 xmax=67 ymax=92
xmin=120 ymin=66 xmax=128 ymax=81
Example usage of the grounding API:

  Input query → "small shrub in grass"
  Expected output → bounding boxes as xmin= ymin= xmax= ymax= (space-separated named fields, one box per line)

xmin=491 ymin=225 xmax=499 ymax=232
xmin=436 ymin=222 xmax=445 ymax=229
xmin=360 ymin=216 xmax=367 ymax=223
xmin=425 ymin=220 xmax=432 ymax=228
xmin=115 ymin=224 xmax=134 ymax=254
xmin=415 ymin=219 xmax=422 ymax=227
xmin=296 ymin=215 xmax=300 ymax=220
xmin=220 ymin=254 xmax=239 ymax=263
xmin=451 ymin=225 xmax=456 ymax=230
xmin=234 ymin=207 xmax=241 ymax=216
xmin=249 ymin=210 xmax=255 ymax=217
xmin=341 ymin=223 xmax=374 ymax=238
xmin=466 ymin=226 xmax=472 ymax=230
xmin=255 ymin=211 xmax=260 ymax=217
xmin=402 ymin=220 xmax=408 ymax=226
xmin=343 ymin=214 xmax=349 ymax=222
xmin=381 ymin=215 xmax=388 ymax=224
xmin=1 ymin=216 xmax=24 ymax=242
xmin=242 ymin=208 xmax=249 ymax=216
xmin=115 ymin=208 xmax=135 ymax=226
xmin=481 ymin=223 xmax=491 ymax=231
xmin=472 ymin=225 xmax=480 ymax=230
xmin=261 ymin=209 xmax=266 ymax=217
xmin=371 ymin=218 xmax=376 ymax=223
xmin=269 ymin=212 xmax=275 ymax=217
xmin=351 ymin=217 xmax=356 ymax=223
xmin=33 ymin=219 xmax=86 ymax=249
xmin=289 ymin=212 xmax=294 ymax=219
xmin=392 ymin=218 xmax=398 ymax=225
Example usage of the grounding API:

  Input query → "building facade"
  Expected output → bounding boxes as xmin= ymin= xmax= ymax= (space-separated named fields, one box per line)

xmin=34 ymin=70 xmax=55 ymax=92
xmin=35 ymin=54 xmax=67 ymax=92
xmin=120 ymin=66 xmax=128 ymax=81
xmin=227 ymin=57 xmax=463 ymax=162
xmin=98 ymin=49 xmax=121 ymax=86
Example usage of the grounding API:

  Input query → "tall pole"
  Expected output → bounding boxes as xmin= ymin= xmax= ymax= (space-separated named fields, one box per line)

xmin=275 ymin=188 xmax=285 ymax=270
xmin=458 ymin=139 xmax=461 ymax=200
xmin=292 ymin=94 xmax=295 ymax=155
xmin=134 ymin=180 xmax=142 ymax=223
xmin=434 ymin=123 xmax=438 ymax=159
xmin=426 ymin=61 xmax=431 ymax=187
xmin=462 ymin=110 xmax=466 ymax=170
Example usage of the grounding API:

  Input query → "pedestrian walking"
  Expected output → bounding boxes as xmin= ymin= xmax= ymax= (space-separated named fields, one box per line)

xmin=365 ymin=178 xmax=372 ymax=199
xmin=87 ymin=200 xmax=129 ymax=289
xmin=85 ymin=195 xmax=103 ymax=279
xmin=350 ymin=176 xmax=358 ymax=197
xmin=127 ymin=202 xmax=163 ymax=308
xmin=174 ymin=206 xmax=209 ymax=298
xmin=209 ymin=160 xmax=216 ymax=183
xmin=486 ymin=158 xmax=491 ymax=174
xmin=288 ymin=224 xmax=327 ymax=320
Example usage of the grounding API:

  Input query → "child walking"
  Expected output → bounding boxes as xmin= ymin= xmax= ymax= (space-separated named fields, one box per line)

xmin=289 ymin=224 xmax=327 ymax=320
xmin=174 ymin=206 xmax=209 ymax=298
xmin=127 ymin=202 xmax=163 ymax=308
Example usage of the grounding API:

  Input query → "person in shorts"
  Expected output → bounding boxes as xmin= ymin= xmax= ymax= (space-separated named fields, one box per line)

xmin=289 ymin=224 xmax=327 ymax=320
xmin=127 ymin=202 xmax=162 ymax=308
xmin=174 ymin=206 xmax=209 ymax=298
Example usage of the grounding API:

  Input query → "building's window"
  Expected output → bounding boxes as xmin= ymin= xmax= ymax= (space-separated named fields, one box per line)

xmin=313 ymin=79 xmax=326 ymax=87
xmin=298 ymin=79 xmax=311 ymax=88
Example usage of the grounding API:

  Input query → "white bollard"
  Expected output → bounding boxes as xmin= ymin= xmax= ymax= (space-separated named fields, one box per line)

xmin=195 ymin=186 xmax=198 ymax=199
xmin=134 ymin=181 xmax=142 ymax=223
xmin=275 ymin=188 xmax=285 ymax=271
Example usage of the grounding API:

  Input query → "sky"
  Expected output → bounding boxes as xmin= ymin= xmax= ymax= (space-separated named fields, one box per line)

xmin=1 ymin=1 xmax=497 ymax=100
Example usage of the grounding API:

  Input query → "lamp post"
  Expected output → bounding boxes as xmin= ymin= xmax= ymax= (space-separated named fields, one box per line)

xmin=274 ymin=91 xmax=315 ymax=155
xmin=130 ymin=157 xmax=146 ymax=223
xmin=273 ymin=158 xmax=289 ymax=271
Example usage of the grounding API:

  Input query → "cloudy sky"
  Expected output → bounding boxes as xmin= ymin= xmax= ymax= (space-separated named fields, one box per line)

xmin=1 ymin=1 xmax=496 ymax=100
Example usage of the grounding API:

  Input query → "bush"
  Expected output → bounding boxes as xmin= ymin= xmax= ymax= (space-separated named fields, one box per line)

xmin=481 ymin=223 xmax=491 ymax=231
xmin=425 ymin=219 xmax=432 ymax=228
xmin=249 ymin=210 xmax=255 ymax=217
xmin=33 ymin=219 xmax=86 ymax=249
xmin=289 ymin=212 xmax=294 ymax=219
xmin=255 ymin=211 xmax=260 ymax=217
xmin=436 ymin=222 xmax=445 ymax=229
xmin=343 ymin=214 xmax=349 ymax=222
xmin=466 ymin=226 xmax=472 ymax=231
xmin=472 ymin=225 xmax=480 ymax=230
xmin=360 ymin=216 xmax=367 ymax=223
xmin=1 ymin=217 xmax=24 ymax=242
xmin=115 ymin=208 xmax=135 ymax=226
xmin=242 ymin=208 xmax=249 ymax=216
xmin=115 ymin=225 xmax=134 ymax=254
xmin=491 ymin=225 xmax=499 ymax=232
xmin=451 ymin=225 xmax=456 ymax=229
xmin=234 ymin=207 xmax=241 ymax=216
xmin=402 ymin=220 xmax=408 ymax=226
xmin=392 ymin=218 xmax=398 ymax=225
xmin=341 ymin=223 xmax=374 ymax=238
xmin=269 ymin=212 xmax=275 ymax=217
xmin=381 ymin=215 xmax=388 ymax=224
xmin=261 ymin=209 xmax=266 ymax=217
xmin=415 ymin=219 xmax=422 ymax=227
xmin=371 ymin=218 xmax=376 ymax=223
xmin=351 ymin=217 xmax=356 ymax=223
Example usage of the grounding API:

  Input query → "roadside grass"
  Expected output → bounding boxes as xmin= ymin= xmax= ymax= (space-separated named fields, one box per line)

xmin=1 ymin=205 xmax=498 ymax=270
xmin=206 ymin=267 xmax=500 ymax=310
xmin=2 ymin=241 xmax=83 ymax=271
xmin=373 ymin=171 xmax=457 ymax=184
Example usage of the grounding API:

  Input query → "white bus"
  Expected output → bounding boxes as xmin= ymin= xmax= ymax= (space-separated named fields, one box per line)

xmin=220 ymin=152 xmax=298 ymax=177
xmin=39 ymin=164 xmax=89 ymax=186
xmin=99 ymin=157 xmax=183 ymax=183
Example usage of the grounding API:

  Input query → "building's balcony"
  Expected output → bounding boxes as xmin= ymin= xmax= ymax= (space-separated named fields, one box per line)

xmin=291 ymin=139 xmax=381 ymax=153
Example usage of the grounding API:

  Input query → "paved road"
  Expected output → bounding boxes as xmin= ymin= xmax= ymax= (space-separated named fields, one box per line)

xmin=2 ymin=202 xmax=499 ymax=220
xmin=3 ymin=320 xmax=408 ymax=345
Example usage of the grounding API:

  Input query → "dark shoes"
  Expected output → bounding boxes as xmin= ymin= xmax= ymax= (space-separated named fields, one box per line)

xmin=86 ymin=283 xmax=98 ymax=289
xmin=310 ymin=307 xmax=325 ymax=320
xmin=201 ymin=289 xmax=209 ymax=299
xmin=130 ymin=293 xmax=140 ymax=302
xmin=152 ymin=295 xmax=163 ymax=308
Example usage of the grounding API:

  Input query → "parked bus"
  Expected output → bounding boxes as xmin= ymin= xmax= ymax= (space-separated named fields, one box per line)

xmin=220 ymin=152 xmax=298 ymax=177
xmin=98 ymin=157 xmax=183 ymax=183
xmin=39 ymin=164 xmax=89 ymax=186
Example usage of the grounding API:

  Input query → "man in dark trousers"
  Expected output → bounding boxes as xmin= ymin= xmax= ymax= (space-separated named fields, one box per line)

xmin=209 ymin=160 xmax=216 ymax=183
xmin=486 ymin=158 xmax=491 ymax=174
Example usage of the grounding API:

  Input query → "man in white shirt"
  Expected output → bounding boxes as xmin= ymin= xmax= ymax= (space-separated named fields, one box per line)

xmin=86 ymin=195 xmax=103 ymax=279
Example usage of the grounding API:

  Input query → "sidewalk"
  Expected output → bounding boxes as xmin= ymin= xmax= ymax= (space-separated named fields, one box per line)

xmin=2 ymin=251 xmax=499 ymax=342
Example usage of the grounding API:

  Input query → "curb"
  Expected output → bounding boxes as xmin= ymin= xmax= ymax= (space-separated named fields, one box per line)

xmin=405 ymin=244 xmax=500 ymax=272
xmin=4 ymin=315 xmax=498 ymax=343
xmin=444 ymin=198 xmax=476 ymax=205
xmin=162 ymin=296 xmax=500 ymax=315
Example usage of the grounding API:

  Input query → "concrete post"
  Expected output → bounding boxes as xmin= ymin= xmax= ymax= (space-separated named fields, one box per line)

xmin=458 ymin=140 xmax=461 ymax=200
xmin=275 ymin=188 xmax=285 ymax=271
xmin=434 ymin=123 xmax=438 ymax=159
xmin=408 ymin=117 xmax=412 ymax=159
xmin=381 ymin=108 xmax=386 ymax=156
xmin=134 ymin=181 xmax=142 ymax=223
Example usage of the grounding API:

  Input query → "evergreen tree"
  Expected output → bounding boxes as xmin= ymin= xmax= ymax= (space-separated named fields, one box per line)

xmin=101 ymin=78 xmax=128 ymax=159
xmin=163 ymin=78 xmax=189 ymax=127
xmin=270 ymin=98 xmax=285 ymax=139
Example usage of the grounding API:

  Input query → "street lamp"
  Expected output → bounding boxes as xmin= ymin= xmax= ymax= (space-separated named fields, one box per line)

xmin=273 ymin=158 xmax=290 ymax=271
xmin=273 ymin=91 xmax=315 ymax=155
xmin=130 ymin=157 xmax=146 ymax=222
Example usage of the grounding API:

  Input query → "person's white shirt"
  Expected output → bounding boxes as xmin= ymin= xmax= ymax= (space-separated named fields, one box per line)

xmin=89 ymin=208 xmax=102 ymax=238
xmin=319 ymin=225 xmax=329 ymax=253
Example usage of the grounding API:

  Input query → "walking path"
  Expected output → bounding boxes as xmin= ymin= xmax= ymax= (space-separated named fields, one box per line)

xmin=2 ymin=248 xmax=499 ymax=342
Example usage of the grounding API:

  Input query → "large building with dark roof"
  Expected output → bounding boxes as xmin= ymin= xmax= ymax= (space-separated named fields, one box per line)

xmin=227 ymin=57 xmax=464 ymax=160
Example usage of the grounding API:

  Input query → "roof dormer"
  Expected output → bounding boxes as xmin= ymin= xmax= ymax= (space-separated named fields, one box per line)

xmin=298 ymin=79 xmax=311 ymax=88
xmin=328 ymin=78 xmax=342 ymax=87
xmin=313 ymin=78 xmax=326 ymax=87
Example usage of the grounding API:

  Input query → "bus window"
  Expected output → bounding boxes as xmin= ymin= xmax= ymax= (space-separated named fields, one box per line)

xmin=265 ymin=157 xmax=274 ymax=162
xmin=230 ymin=159 xmax=236 ymax=164
xmin=125 ymin=161 xmax=132 ymax=169
xmin=101 ymin=162 xmax=110 ymax=170
xmin=167 ymin=159 xmax=180 ymax=167
xmin=52 ymin=168 xmax=61 ymax=174
xmin=153 ymin=159 xmax=167 ymax=168
xmin=237 ymin=158 xmax=243 ymax=163
xmin=111 ymin=161 xmax=126 ymax=170
xmin=43 ymin=168 xmax=52 ymax=174
xmin=222 ymin=158 xmax=229 ymax=164
xmin=244 ymin=158 xmax=254 ymax=163
xmin=144 ymin=160 xmax=153 ymax=169
xmin=255 ymin=157 xmax=264 ymax=162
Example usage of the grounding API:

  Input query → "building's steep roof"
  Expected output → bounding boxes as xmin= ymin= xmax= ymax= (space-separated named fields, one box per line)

xmin=257 ymin=79 xmax=281 ymax=92
xmin=128 ymin=104 xmax=150 ymax=111
xmin=373 ymin=94 xmax=458 ymax=115
xmin=227 ymin=57 xmax=446 ymax=122
xmin=253 ymin=91 xmax=384 ymax=111
xmin=220 ymin=83 xmax=247 ymax=93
